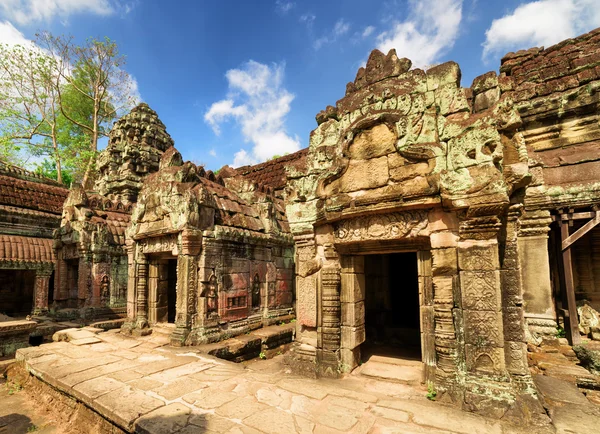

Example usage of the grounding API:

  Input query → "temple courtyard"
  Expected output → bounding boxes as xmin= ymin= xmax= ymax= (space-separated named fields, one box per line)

xmin=0 ymin=328 xmax=597 ymax=434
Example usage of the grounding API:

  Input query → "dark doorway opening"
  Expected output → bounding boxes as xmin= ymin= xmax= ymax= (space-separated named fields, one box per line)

xmin=0 ymin=269 xmax=36 ymax=317
xmin=363 ymin=252 xmax=421 ymax=361
xmin=167 ymin=259 xmax=177 ymax=323
xmin=48 ymin=272 xmax=54 ymax=306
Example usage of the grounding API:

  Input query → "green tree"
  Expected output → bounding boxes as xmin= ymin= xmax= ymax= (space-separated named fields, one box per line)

xmin=38 ymin=33 xmax=138 ymax=188
xmin=35 ymin=158 xmax=73 ymax=185
xmin=0 ymin=43 xmax=64 ymax=181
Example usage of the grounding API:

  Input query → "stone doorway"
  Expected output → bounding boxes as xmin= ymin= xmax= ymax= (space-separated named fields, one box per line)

xmin=0 ymin=269 xmax=35 ymax=316
xmin=363 ymin=252 xmax=421 ymax=361
xmin=148 ymin=256 xmax=178 ymax=324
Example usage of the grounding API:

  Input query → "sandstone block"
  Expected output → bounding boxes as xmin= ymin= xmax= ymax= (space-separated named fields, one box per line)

xmin=297 ymin=275 xmax=317 ymax=327
xmin=348 ymin=123 xmax=396 ymax=159
xmin=341 ymin=301 xmax=365 ymax=327
xmin=430 ymin=231 xmax=459 ymax=248
xmin=341 ymin=325 xmax=365 ymax=349
xmin=339 ymin=156 xmax=389 ymax=192
xmin=431 ymin=248 xmax=458 ymax=276
xmin=458 ymin=242 xmax=499 ymax=270
xmin=340 ymin=272 xmax=366 ymax=302
xmin=427 ymin=209 xmax=459 ymax=232
xmin=340 ymin=255 xmax=364 ymax=273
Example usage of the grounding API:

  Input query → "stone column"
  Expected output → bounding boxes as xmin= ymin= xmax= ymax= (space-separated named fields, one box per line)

xmin=77 ymin=251 xmax=92 ymax=308
xmin=171 ymin=230 xmax=202 ymax=346
xmin=134 ymin=253 xmax=149 ymax=330
xmin=340 ymin=255 xmax=365 ymax=372
xmin=501 ymin=205 xmax=529 ymax=378
xmin=53 ymin=243 xmax=68 ymax=304
xmin=318 ymin=265 xmax=342 ymax=377
xmin=428 ymin=209 xmax=461 ymax=393
xmin=518 ymin=209 xmax=557 ymax=340
xmin=125 ymin=240 xmax=136 ymax=320
xmin=418 ymin=249 xmax=435 ymax=383
xmin=33 ymin=266 xmax=53 ymax=315
xmin=172 ymin=254 xmax=197 ymax=345
xmin=458 ymin=206 xmax=516 ymax=411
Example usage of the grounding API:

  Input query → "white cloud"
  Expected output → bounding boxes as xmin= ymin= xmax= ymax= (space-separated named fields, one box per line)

xmin=0 ymin=20 xmax=33 ymax=46
xmin=275 ymin=1 xmax=295 ymax=14
xmin=375 ymin=0 xmax=463 ymax=68
xmin=209 ymin=148 xmax=217 ymax=157
xmin=0 ymin=0 xmax=116 ymax=26
xmin=205 ymin=60 xmax=300 ymax=167
xmin=362 ymin=25 xmax=375 ymax=38
xmin=314 ymin=18 xmax=351 ymax=50
xmin=300 ymin=13 xmax=315 ymax=27
xmin=482 ymin=0 xmax=600 ymax=59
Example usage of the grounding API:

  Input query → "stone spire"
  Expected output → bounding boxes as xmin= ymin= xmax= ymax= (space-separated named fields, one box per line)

xmin=94 ymin=103 xmax=174 ymax=203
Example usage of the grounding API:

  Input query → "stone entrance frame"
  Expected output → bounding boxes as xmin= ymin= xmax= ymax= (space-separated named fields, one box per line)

xmin=126 ymin=231 xmax=201 ymax=345
xmin=337 ymin=240 xmax=435 ymax=383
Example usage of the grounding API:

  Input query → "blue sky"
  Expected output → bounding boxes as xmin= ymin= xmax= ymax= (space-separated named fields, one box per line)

xmin=1 ymin=0 xmax=599 ymax=170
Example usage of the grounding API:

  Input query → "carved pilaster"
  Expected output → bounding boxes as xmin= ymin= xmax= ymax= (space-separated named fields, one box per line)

xmin=517 ymin=209 xmax=557 ymax=342
xmin=33 ymin=266 xmax=53 ymax=315
xmin=171 ymin=254 xmax=197 ymax=345
xmin=77 ymin=251 xmax=92 ymax=307
xmin=135 ymin=254 xmax=149 ymax=329
xmin=318 ymin=266 xmax=341 ymax=377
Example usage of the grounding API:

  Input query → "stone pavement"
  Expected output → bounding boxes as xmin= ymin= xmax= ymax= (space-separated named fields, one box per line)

xmin=11 ymin=329 xmax=572 ymax=434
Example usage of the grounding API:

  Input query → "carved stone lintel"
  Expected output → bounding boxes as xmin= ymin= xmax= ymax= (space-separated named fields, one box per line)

xmin=334 ymin=211 xmax=428 ymax=243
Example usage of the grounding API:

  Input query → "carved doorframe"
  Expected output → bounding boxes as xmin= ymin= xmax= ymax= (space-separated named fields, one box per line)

xmin=336 ymin=240 xmax=435 ymax=382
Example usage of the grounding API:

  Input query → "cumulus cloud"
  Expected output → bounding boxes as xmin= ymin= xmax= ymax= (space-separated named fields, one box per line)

xmin=375 ymin=0 xmax=463 ymax=68
xmin=0 ymin=0 xmax=117 ymax=25
xmin=362 ymin=25 xmax=375 ymax=38
xmin=205 ymin=60 xmax=300 ymax=167
xmin=275 ymin=1 xmax=295 ymax=14
xmin=482 ymin=0 xmax=600 ymax=59
xmin=314 ymin=18 xmax=351 ymax=50
xmin=0 ymin=20 xmax=34 ymax=46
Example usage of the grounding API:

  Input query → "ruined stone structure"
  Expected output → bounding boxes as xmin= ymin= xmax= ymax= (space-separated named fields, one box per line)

xmin=4 ymin=26 xmax=599 ymax=418
xmin=123 ymin=146 xmax=295 ymax=345
xmin=53 ymin=103 xmax=173 ymax=316
xmin=283 ymin=28 xmax=600 ymax=414
xmin=0 ymin=161 xmax=68 ymax=316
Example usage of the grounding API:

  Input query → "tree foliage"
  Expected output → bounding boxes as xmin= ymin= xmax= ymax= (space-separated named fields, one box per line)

xmin=0 ymin=33 xmax=137 ymax=186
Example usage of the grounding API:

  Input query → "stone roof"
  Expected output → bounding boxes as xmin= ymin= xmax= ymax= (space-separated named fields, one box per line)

xmin=0 ymin=234 xmax=54 ymax=263
xmin=500 ymin=27 xmax=600 ymax=108
xmin=235 ymin=148 xmax=308 ymax=191
xmin=0 ymin=161 xmax=69 ymax=215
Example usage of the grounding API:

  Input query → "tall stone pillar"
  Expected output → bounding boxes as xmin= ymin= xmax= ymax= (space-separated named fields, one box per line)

xmin=77 ymin=251 xmax=92 ymax=308
xmin=135 ymin=253 xmax=149 ymax=330
xmin=171 ymin=230 xmax=201 ymax=346
xmin=318 ymin=265 xmax=341 ymax=377
xmin=518 ymin=209 xmax=557 ymax=340
xmin=33 ymin=267 xmax=53 ymax=315
xmin=125 ymin=240 xmax=136 ymax=320
xmin=501 ymin=205 xmax=528 ymax=370
xmin=172 ymin=254 xmax=197 ymax=346
xmin=458 ymin=207 xmax=513 ymax=411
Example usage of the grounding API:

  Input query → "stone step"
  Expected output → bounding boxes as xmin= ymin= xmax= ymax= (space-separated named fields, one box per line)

xmin=356 ymin=360 xmax=423 ymax=385
xmin=367 ymin=354 xmax=423 ymax=368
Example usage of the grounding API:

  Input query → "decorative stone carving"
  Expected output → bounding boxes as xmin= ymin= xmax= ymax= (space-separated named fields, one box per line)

xmin=334 ymin=211 xmax=428 ymax=243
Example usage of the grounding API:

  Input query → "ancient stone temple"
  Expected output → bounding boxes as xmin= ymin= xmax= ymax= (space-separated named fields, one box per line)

xmin=122 ymin=146 xmax=294 ymax=344
xmin=53 ymin=103 xmax=173 ymax=316
xmin=282 ymin=27 xmax=600 ymax=415
xmin=0 ymin=161 xmax=68 ymax=316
